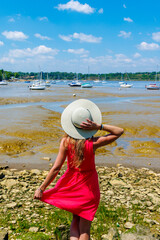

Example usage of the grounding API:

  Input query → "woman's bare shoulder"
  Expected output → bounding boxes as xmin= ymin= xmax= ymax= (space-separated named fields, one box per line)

xmin=60 ymin=137 xmax=68 ymax=150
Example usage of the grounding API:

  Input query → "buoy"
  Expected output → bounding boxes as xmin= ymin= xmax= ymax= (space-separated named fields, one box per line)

xmin=73 ymin=93 xmax=76 ymax=97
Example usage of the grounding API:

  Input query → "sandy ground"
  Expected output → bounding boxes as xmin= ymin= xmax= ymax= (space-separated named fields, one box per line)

xmin=0 ymin=85 xmax=159 ymax=171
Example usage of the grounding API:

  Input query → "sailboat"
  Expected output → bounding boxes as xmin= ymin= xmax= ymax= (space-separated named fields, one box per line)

xmin=120 ymin=73 xmax=133 ymax=88
xmin=68 ymin=73 xmax=81 ymax=87
xmin=81 ymin=66 xmax=93 ymax=88
xmin=29 ymin=72 xmax=46 ymax=90
xmin=0 ymin=73 xmax=8 ymax=85
xmin=145 ymin=70 xmax=160 ymax=90
xmin=45 ymin=73 xmax=51 ymax=87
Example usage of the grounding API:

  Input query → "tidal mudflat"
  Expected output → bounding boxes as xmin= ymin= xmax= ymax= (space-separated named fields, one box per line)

xmin=0 ymin=81 xmax=160 ymax=239
xmin=0 ymin=81 xmax=159 ymax=170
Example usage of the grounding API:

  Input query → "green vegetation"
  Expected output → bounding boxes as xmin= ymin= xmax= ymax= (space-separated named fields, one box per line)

xmin=0 ymin=202 xmax=151 ymax=240
xmin=0 ymin=69 xmax=159 ymax=81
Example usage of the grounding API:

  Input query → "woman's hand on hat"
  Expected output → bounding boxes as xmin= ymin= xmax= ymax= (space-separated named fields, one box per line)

xmin=80 ymin=119 xmax=101 ymax=130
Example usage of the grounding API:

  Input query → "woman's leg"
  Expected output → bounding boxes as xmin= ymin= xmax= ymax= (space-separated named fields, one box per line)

xmin=79 ymin=217 xmax=91 ymax=240
xmin=70 ymin=214 xmax=80 ymax=240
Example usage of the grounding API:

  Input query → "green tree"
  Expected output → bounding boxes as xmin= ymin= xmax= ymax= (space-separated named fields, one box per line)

xmin=14 ymin=72 xmax=20 ymax=78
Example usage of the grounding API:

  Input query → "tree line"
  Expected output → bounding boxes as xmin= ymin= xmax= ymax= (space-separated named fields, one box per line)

xmin=0 ymin=69 xmax=159 ymax=81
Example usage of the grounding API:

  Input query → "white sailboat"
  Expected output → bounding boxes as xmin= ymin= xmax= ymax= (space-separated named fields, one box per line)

xmin=0 ymin=73 xmax=8 ymax=85
xmin=45 ymin=73 xmax=51 ymax=87
xmin=0 ymin=80 xmax=8 ymax=85
xmin=68 ymin=73 xmax=81 ymax=87
xmin=145 ymin=69 xmax=160 ymax=90
xmin=29 ymin=72 xmax=46 ymax=90
xmin=120 ymin=73 xmax=133 ymax=88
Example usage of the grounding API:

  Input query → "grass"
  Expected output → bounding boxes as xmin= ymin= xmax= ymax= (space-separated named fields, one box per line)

xmin=0 ymin=201 xmax=153 ymax=240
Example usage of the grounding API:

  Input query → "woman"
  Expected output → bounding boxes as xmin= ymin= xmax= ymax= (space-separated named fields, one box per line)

xmin=34 ymin=99 xmax=124 ymax=240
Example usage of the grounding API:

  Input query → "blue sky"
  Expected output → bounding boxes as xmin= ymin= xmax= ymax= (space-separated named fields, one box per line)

xmin=1 ymin=0 xmax=160 ymax=73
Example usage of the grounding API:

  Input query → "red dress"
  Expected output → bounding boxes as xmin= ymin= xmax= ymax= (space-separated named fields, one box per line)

xmin=41 ymin=139 xmax=100 ymax=221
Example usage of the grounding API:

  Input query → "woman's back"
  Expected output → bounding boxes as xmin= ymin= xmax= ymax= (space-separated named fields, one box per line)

xmin=67 ymin=139 xmax=96 ymax=172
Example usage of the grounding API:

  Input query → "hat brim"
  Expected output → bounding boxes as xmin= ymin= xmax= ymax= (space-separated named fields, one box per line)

xmin=61 ymin=99 xmax=102 ymax=139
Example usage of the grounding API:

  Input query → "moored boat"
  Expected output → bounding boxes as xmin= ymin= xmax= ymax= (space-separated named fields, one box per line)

xmin=29 ymin=80 xmax=46 ymax=90
xmin=0 ymin=80 xmax=8 ymax=85
xmin=68 ymin=81 xmax=81 ymax=87
xmin=145 ymin=83 xmax=160 ymax=90
xmin=120 ymin=73 xmax=133 ymax=88
xmin=81 ymin=83 xmax=93 ymax=88
xmin=145 ymin=68 xmax=160 ymax=90
xmin=120 ymin=82 xmax=133 ymax=88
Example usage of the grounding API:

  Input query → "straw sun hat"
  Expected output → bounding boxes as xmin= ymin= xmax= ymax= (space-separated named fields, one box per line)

xmin=61 ymin=99 xmax=102 ymax=139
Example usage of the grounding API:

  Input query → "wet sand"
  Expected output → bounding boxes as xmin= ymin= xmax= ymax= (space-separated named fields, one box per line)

xmin=0 ymin=84 xmax=159 ymax=171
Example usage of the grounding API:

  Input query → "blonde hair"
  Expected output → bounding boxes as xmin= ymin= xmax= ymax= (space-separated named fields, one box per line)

xmin=63 ymin=134 xmax=86 ymax=168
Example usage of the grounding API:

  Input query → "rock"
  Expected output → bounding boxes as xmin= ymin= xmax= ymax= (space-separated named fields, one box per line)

xmin=0 ymin=165 xmax=9 ymax=170
xmin=0 ymin=173 xmax=5 ymax=179
xmin=29 ymin=227 xmax=39 ymax=232
xmin=121 ymin=233 xmax=137 ymax=240
xmin=124 ymin=222 xmax=134 ymax=229
xmin=0 ymin=230 xmax=8 ymax=240
xmin=144 ymin=218 xmax=158 ymax=225
xmin=6 ymin=202 xmax=17 ymax=208
xmin=109 ymin=179 xmax=131 ymax=188
xmin=42 ymin=157 xmax=51 ymax=161
xmin=145 ymin=201 xmax=152 ymax=207
xmin=1 ymin=179 xmax=18 ymax=189
xmin=30 ymin=169 xmax=41 ymax=175
xmin=101 ymin=228 xmax=117 ymax=240
xmin=116 ymin=164 xmax=122 ymax=167
xmin=117 ymin=172 xmax=123 ymax=178
xmin=105 ymin=190 xmax=114 ymax=196
xmin=101 ymin=234 xmax=109 ymax=240
xmin=148 ymin=193 xmax=160 ymax=205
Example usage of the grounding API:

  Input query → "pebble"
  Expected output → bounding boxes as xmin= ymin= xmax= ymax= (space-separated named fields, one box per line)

xmin=29 ymin=227 xmax=39 ymax=232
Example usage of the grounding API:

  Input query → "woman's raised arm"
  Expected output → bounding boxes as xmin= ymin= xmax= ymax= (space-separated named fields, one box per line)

xmin=93 ymin=124 xmax=124 ymax=150
xmin=80 ymin=119 xmax=124 ymax=150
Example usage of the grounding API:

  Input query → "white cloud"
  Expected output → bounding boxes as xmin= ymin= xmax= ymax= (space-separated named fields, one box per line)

xmin=73 ymin=33 xmax=102 ymax=43
xmin=34 ymin=33 xmax=51 ymax=40
xmin=137 ymin=42 xmax=160 ymax=50
xmin=8 ymin=17 xmax=15 ymax=22
xmin=59 ymin=32 xmax=102 ymax=43
xmin=123 ymin=4 xmax=127 ymax=8
xmin=65 ymin=48 xmax=89 ymax=55
xmin=59 ymin=34 xmax=72 ymax=42
xmin=152 ymin=32 xmax=160 ymax=42
xmin=82 ymin=54 xmax=132 ymax=67
xmin=124 ymin=17 xmax=133 ymax=22
xmin=0 ymin=57 xmax=15 ymax=63
xmin=9 ymin=45 xmax=59 ymax=58
xmin=118 ymin=31 xmax=131 ymax=38
xmin=98 ymin=8 xmax=103 ymax=14
xmin=133 ymin=53 xmax=141 ymax=58
xmin=2 ymin=31 xmax=28 ymax=41
xmin=115 ymin=54 xmax=132 ymax=63
xmin=56 ymin=0 xmax=95 ymax=14
xmin=38 ymin=17 xmax=48 ymax=21
xmin=0 ymin=41 xmax=4 ymax=46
